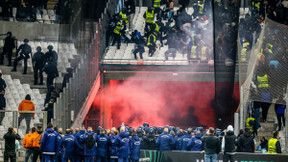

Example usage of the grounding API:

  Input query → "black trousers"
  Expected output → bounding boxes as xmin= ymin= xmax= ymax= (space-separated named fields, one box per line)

xmin=4 ymin=151 xmax=16 ymax=162
xmin=46 ymin=76 xmax=55 ymax=89
xmin=32 ymin=147 xmax=42 ymax=162
xmin=18 ymin=114 xmax=32 ymax=134
xmin=0 ymin=48 xmax=13 ymax=65
xmin=261 ymin=102 xmax=271 ymax=121
xmin=112 ymin=33 xmax=121 ymax=49
xmin=277 ymin=114 xmax=285 ymax=130
xmin=223 ymin=154 xmax=235 ymax=162
xmin=34 ymin=65 xmax=44 ymax=84
xmin=148 ymin=45 xmax=156 ymax=57
xmin=0 ymin=112 xmax=5 ymax=125
xmin=13 ymin=55 xmax=28 ymax=73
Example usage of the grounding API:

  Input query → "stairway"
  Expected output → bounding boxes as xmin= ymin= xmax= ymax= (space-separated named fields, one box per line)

xmin=76 ymin=19 xmax=98 ymax=52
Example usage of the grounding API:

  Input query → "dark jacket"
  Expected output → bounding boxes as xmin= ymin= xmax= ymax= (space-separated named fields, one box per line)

xmin=3 ymin=36 xmax=15 ymax=50
xmin=237 ymin=132 xmax=255 ymax=153
xmin=201 ymin=134 xmax=220 ymax=154
xmin=125 ymin=0 xmax=135 ymax=14
xmin=60 ymin=134 xmax=75 ymax=159
xmin=156 ymin=132 xmax=175 ymax=151
xmin=3 ymin=132 xmax=21 ymax=152
xmin=32 ymin=51 xmax=45 ymax=67
xmin=130 ymin=136 xmax=142 ymax=160
xmin=145 ymin=134 xmax=157 ymax=150
xmin=223 ymin=131 xmax=237 ymax=153
xmin=40 ymin=128 xmax=58 ymax=155
xmin=96 ymin=133 xmax=109 ymax=157
xmin=74 ymin=130 xmax=86 ymax=155
xmin=17 ymin=44 xmax=32 ymax=58
xmin=82 ymin=131 xmax=96 ymax=156
xmin=180 ymin=133 xmax=192 ymax=151
xmin=0 ymin=78 xmax=7 ymax=92
xmin=260 ymin=139 xmax=268 ymax=150
xmin=43 ymin=62 xmax=58 ymax=78
xmin=116 ymin=131 xmax=130 ymax=158
xmin=187 ymin=133 xmax=203 ymax=151
xmin=0 ymin=94 xmax=6 ymax=109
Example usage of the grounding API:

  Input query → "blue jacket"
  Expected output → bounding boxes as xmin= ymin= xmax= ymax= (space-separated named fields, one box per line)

xmin=187 ymin=133 xmax=203 ymax=151
xmin=156 ymin=132 xmax=175 ymax=151
xmin=130 ymin=136 xmax=142 ymax=160
xmin=116 ymin=132 xmax=130 ymax=158
xmin=74 ymin=130 xmax=86 ymax=155
xmin=40 ymin=128 xmax=58 ymax=155
xmin=175 ymin=135 xmax=184 ymax=150
xmin=55 ymin=131 xmax=63 ymax=156
xmin=81 ymin=131 xmax=96 ymax=156
xmin=96 ymin=133 xmax=109 ymax=157
xmin=61 ymin=134 xmax=75 ymax=158
xmin=180 ymin=133 xmax=192 ymax=151
xmin=109 ymin=133 xmax=118 ymax=156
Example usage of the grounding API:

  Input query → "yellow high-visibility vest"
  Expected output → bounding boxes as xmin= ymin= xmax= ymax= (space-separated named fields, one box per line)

xmin=153 ymin=0 xmax=161 ymax=8
xmin=243 ymin=42 xmax=250 ymax=48
xmin=252 ymin=2 xmax=261 ymax=11
xmin=191 ymin=46 xmax=197 ymax=59
xmin=267 ymin=138 xmax=278 ymax=154
xmin=240 ymin=48 xmax=247 ymax=62
xmin=155 ymin=23 xmax=160 ymax=32
xmin=201 ymin=46 xmax=208 ymax=61
xmin=113 ymin=22 xmax=122 ymax=35
xmin=147 ymin=34 xmax=156 ymax=46
xmin=198 ymin=3 xmax=204 ymax=14
xmin=119 ymin=12 xmax=128 ymax=24
xmin=257 ymin=74 xmax=269 ymax=88
xmin=245 ymin=117 xmax=255 ymax=133
xmin=146 ymin=10 xmax=155 ymax=24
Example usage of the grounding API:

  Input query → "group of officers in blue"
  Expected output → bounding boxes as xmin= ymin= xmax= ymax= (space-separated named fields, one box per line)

xmin=39 ymin=122 xmax=205 ymax=162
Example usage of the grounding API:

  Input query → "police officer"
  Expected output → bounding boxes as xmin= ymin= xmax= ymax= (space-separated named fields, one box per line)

xmin=189 ymin=44 xmax=199 ymax=62
xmin=45 ymin=45 xmax=58 ymax=65
xmin=143 ymin=7 xmax=155 ymax=34
xmin=32 ymin=46 xmax=45 ymax=85
xmin=267 ymin=131 xmax=281 ymax=154
xmin=11 ymin=39 xmax=32 ymax=74
xmin=119 ymin=8 xmax=128 ymax=28
xmin=0 ymin=32 xmax=15 ymax=66
xmin=43 ymin=58 xmax=58 ymax=89
xmin=153 ymin=0 xmax=161 ymax=19
xmin=131 ymin=30 xmax=145 ymax=60
xmin=240 ymin=44 xmax=250 ymax=62
xmin=147 ymin=31 xmax=157 ymax=57
xmin=112 ymin=17 xmax=123 ymax=50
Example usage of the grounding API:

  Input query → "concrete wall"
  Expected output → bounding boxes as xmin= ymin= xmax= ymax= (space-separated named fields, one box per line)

xmin=0 ymin=21 xmax=71 ymax=41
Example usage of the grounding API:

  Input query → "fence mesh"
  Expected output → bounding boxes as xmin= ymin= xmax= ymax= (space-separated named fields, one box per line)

xmin=239 ymin=17 xmax=288 ymax=106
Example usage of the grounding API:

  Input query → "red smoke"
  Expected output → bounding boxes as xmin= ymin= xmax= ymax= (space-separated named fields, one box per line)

xmin=93 ymin=76 xmax=239 ymax=129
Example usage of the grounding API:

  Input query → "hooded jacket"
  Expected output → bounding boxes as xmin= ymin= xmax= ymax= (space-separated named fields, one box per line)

xmin=145 ymin=134 xmax=157 ymax=150
xmin=18 ymin=99 xmax=35 ymax=117
xmin=187 ymin=133 xmax=203 ymax=151
xmin=237 ymin=132 xmax=255 ymax=153
xmin=54 ymin=131 xmax=63 ymax=156
xmin=156 ymin=132 xmax=175 ymax=151
xmin=61 ymin=133 xmax=75 ymax=158
xmin=116 ymin=131 xmax=130 ymax=158
xmin=130 ymin=136 xmax=142 ymax=160
xmin=81 ymin=131 xmax=96 ymax=156
xmin=180 ymin=133 xmax=192 ymax=151
xmin=223 ymin=131 xmax=236 ymax=153
xmin=96 ymin=133 xmax=109 ymax=157
xmin=32 ymin=131 xmax=42 ymax=148
xmin=40 ymin=128 xmax=58 ymax=155
xmin=109 ymin=133 xmax=118 ymax=156
xmin=74 ymin=130 xmax=86 ymax=155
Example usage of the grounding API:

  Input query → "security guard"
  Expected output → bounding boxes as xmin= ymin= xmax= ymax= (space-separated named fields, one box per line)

xmin=240 ymin=44 xmax=250 ymax=62
xmin=257 ymin=74 xmax=269 ymax=89
xmin=267 ymin=131 xmax=281 ymax=154
xmin=11 ymin=39 xmax=32 ymax=74
xmin=143 ymin=7 xmax=155 ymax=33
xmin=153 ymin=0 xmax=161 ymax=19
xmin=200 ymin=45 xmax=209 ymax=62
xmin=147 ymin=31 xmax=157 ymax=57
xmin=189 ymin=45 xmax=198 ymax=61
xmin=252 ymin=0 xmax=261 ymax=12
xmin=256 ymin=48 xmax=265 ymax=62
xmin=198 ymin=0 xmax=204 ymax=15
xmin=245 ymin=117 xmax=256 ymax=134
xmin=119 ymin=8 xmax=128 ymax=26
xmin=112 ymin=18 xmax=123 ymax=49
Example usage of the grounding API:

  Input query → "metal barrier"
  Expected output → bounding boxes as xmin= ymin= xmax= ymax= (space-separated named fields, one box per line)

xmin=0 ymin=110 xmax=47 ymax=138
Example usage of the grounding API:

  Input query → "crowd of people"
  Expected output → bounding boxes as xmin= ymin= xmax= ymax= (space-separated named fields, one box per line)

xmin=107 ymin=0 xmax=216 ymax=62
xmin=0 ymin=0 xmax=72 ymax=23
xmin=2 ymin=122 xmax=283 ymax=162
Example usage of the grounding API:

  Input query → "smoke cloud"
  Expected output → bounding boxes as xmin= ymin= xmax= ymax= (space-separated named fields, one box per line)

xmin=93 ymin=73 xmax=239 ymax=129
